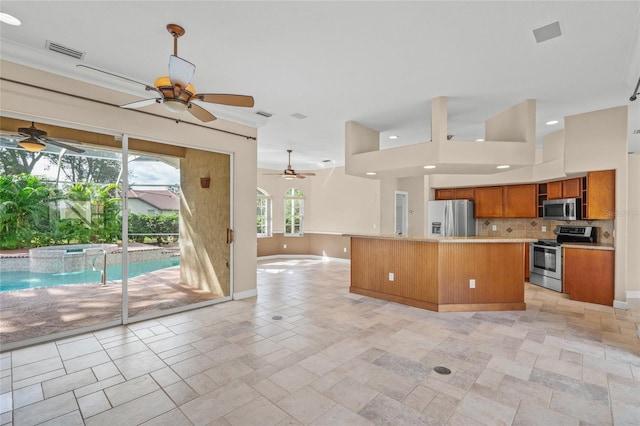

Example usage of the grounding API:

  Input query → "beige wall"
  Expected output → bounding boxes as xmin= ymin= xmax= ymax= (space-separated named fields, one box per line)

xmin=0 ymin=60 xmax=258 ymax=297
xmin=257 ymin=166 xmax=379 ymax=234
xmin=180 ymin=150 xmax=230 ymax=296
xmin=257 ymin=233 xmax=350 ymax=259
xmin=628 ymin=154 xmax=640 ymax=294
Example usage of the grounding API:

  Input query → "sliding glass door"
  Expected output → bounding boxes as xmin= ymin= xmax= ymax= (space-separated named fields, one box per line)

xmin=0 ymin=118 xmax=232 ymax=349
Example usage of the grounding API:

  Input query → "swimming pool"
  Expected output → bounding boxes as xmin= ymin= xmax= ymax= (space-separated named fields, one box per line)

xmin=0 ymin=258 xmax=180 ymax=292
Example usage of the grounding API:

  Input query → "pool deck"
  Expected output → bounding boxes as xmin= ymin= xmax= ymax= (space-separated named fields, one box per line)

xmin=0 ymin=266 xmax=222 ymax=345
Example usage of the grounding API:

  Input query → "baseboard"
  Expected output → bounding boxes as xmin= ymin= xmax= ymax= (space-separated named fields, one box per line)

xmin=233 ymin=289 xmax=258 ymax=300
xmin=613 ymin=300 xmax=628 ymax=309
xmin=258 ymin=254 xmax=350 ymax=263
xmin=627 ymin=291 xmax=640 ymax=299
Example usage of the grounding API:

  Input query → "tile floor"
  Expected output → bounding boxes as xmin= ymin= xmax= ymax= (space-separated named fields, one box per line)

xmin=1 ymin=258 xmax=639 ymax=425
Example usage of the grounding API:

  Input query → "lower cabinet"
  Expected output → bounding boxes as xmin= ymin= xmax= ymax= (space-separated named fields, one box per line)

xmin=563 ymin=248 xmax=614 ymax=306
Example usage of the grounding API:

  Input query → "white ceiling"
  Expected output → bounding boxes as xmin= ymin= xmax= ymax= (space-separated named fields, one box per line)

xmin=1 ymin=1 xmax=639 ymax=171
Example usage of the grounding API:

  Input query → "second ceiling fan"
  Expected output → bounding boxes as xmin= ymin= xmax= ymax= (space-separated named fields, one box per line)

xmin=264 ymin=150 xmax=316 ymax=179
xmin=80 ymin=24 xmax=254 ymax=122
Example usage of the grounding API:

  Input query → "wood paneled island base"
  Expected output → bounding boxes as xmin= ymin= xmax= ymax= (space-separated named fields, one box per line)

xmin=349 ymin=236 xmax=535 ymax=312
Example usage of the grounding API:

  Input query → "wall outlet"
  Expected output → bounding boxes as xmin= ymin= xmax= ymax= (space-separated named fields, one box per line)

xmin=283 ymin=244 xmax=287 ymax=249
xmin=469 ymin=279 xmax=476 ymax=288
xmin=388 ymin=272 xmax=394 ymax=281
xmin=492 ymin=225 xmax=497 ymax=231
xmin=373 ymin=224 xmax=377 ymax=229
xmin=542 ymin=226 xmax=547 ymax=232
xmin=343 ymin=247 xmax=347 ymax=253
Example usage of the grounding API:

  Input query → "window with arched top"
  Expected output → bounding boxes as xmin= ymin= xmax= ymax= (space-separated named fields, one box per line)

xmin=284 ymin=188 xmax=304 ymax=236
xmin=256 ymin=188 xmax=272 ymax=237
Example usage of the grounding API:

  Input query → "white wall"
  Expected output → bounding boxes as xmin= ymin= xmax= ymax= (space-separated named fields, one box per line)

xmin=0 ymin=60 xmax=258 ymax=295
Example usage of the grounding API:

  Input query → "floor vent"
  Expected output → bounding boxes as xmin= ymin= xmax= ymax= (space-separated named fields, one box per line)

xmin=45 ymin=40 xmax=86 ymax=60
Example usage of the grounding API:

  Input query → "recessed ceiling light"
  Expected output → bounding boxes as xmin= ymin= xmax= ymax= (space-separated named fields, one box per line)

xmin=423 ymin=165 xmax=436 ymax=169
xmin=546 ymin=120 xmax=559 ymax=125
xmin=0 ymin=12 xmax=21 ymax=26
xmin=475 ymin=138 xmax=484 ymax=142
xmin=497 ymin=165 xmax=510 ymax=169
xmin=366 ymin=172 xmax=377 ymax=176
xmin=389 ymin=135 xmax=399 ymax=140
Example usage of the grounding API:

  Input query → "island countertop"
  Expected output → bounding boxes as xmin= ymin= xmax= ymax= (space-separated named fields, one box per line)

xmin=344 ymin=234 xmax=537 ymax=243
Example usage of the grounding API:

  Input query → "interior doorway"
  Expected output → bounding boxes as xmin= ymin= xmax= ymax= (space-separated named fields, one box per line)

xmin=394 ymin=191 xmax=408 ymax=235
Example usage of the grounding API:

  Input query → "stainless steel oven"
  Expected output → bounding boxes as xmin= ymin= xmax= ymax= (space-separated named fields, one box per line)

xmin=529 ymin=241 xmax=562 ymax=292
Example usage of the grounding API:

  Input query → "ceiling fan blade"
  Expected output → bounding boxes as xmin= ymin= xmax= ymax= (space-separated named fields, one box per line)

xmin=76 ymin=64 xmax=149 ymax=88
xmin=296 ymin=175 xmax=306 ymax=179
xmin=121 ymin=98 xmax=161 ymax=109
xmin=44 ymin=138 xmax=85 ymax=153
xmin=169 ymin=55 xmax=195 ymax=88
xmin=187 ymin=102 xmax=217 ymax=122
xmin=194 ymin=94 xmax=255 ymax=108
xmin=299 ymin=173 xmax=316 ymax=176
xmin=0 ymin=130 xmax=27 ymax=141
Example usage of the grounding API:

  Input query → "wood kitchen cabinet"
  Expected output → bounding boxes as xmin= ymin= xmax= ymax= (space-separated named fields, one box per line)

xmin=563 ymin=247 xmax=614 ymax=306
xmin=435 ymin=189 xmax=455 ymax=200
xmin=435 ymin=188 xmax=474 ymax=200
xmin=474 ymin=186 xmax=503 ymax=217
xmin=548 ymin=178 xmax=582 ymax=200
xmin=585 ymin=169 xmax=615 ymax=219
xmin=503 ymin=184 xmax=537 ymax=218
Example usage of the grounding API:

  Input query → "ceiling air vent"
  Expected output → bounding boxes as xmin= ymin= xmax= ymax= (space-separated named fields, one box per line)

xmin=45 ymin=40 xmax=86 ymax=60
xmin=533 ymin=21 xmax=562 ymax=44
xmin=633 ymin=129 xmax=640 ymax=134
xmin=256 ymin=111 xmax=272 ymax=118
xmin=291 ymin=113 xmax=307 ymax=119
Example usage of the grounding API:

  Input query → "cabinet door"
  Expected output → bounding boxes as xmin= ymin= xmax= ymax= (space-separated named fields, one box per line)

xmin=586 ymin=170 xmax=615 ymax=219
xmin=454 ymin=188 xmax=475 ymax=200
xmin=547 ymin=181 xmax=563 ymax=200
xmin=563 ymin=248 xmax=614 ymax=305
xmin=474 ymin=186 xmax=503 ymax=217
xmin=435 ymin=189 xmax=454 ymax=200
xmin=562 ymin=178 xmax=582 ymax=198
xmin=503 ymin=184 xmax=537 ymax=218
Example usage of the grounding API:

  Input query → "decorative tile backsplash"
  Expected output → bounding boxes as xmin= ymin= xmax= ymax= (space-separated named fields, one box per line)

xmin=478 ymin=218 xmax=614 ymax=244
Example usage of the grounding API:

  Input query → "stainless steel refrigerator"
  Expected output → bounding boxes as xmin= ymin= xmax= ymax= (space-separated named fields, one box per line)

xmin=427 ymin=200 xmax=476 ymax=237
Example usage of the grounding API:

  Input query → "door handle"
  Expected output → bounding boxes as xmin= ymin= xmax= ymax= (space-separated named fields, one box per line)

xmin=226 ymin=228 xmax=233 ymax=244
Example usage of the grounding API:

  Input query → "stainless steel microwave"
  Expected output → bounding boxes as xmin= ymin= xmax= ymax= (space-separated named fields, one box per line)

xmin=542 ymin=198 xmax=581 ymax=221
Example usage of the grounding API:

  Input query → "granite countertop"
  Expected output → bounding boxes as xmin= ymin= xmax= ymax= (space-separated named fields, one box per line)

xmin=345 ymin=234 xmax=537 ymax=243
xmin=561 ymin=242 xmax=615 ymax=251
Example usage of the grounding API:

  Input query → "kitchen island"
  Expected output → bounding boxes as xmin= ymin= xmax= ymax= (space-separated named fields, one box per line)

xmin=348 ymin=235 xmax=536 ymax=312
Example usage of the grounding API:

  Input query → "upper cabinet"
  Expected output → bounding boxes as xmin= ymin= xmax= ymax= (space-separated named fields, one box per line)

xmin=547 ymin=178 xmax=582 ymax=200
xmin=435 ymin=188 xmax=474 ymax=201
xmin=503 ymin=184 xmax=538 ymax=218
xmin=475 ymin=186 xmax=504 ymax=218
xmin=585 ymin=170 xmax=615 ymax=219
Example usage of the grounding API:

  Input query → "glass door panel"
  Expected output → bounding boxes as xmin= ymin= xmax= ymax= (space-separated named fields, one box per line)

xmin=125 ymin=144 xmax=230 ymax=322
xmin=0 ymin=117 xmax=123 ymax=348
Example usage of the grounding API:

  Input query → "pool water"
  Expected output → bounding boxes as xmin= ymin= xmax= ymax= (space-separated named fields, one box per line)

xmin=0 ymin=258 xmax=180 ymax=292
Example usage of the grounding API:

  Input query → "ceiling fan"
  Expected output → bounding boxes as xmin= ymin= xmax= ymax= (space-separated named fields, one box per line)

xmin=77 ymin=24 xmax=254 ymax=122
xmin=0 ymin=122 xmax=84 ymax=153
xmin=264 ymin=150 xmax=316 ymax=179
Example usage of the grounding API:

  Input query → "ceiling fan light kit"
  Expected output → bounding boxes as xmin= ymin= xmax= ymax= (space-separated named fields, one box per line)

xmin=18 ymin=138 xmax=46 ymax=152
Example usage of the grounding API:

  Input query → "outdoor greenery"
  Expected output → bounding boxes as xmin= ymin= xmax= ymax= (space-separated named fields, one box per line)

xmin=128 ymin=213 xmax=179 ymax=245
xmin=0 ymin=173 xmax=123 ymax=249
xmin=0 ymin=172 xmax=181 ymax=249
